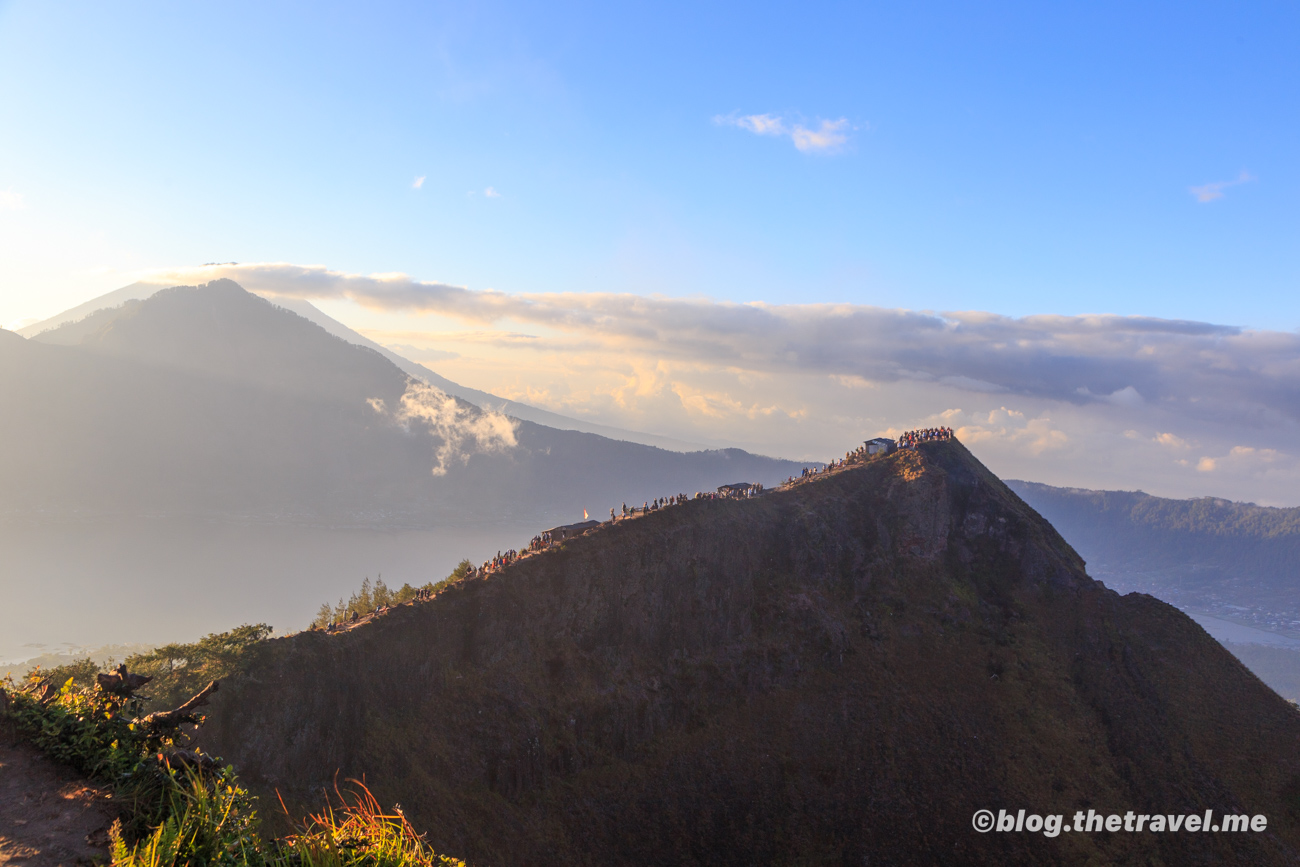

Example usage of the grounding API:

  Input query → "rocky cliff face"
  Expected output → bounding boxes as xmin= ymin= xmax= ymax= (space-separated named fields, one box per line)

xmin=202 ymin=442 xmax=1300 ymax=865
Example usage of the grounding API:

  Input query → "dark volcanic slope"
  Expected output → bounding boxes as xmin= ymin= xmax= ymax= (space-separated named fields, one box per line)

xmin=202 ymin=442 xmax=1300 ymax=866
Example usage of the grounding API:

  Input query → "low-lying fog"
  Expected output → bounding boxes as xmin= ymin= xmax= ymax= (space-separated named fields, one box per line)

xmin=0 ymin=517 xmax=538 ymax=664
xmin=7 ymin=516 xmax=1299 ymax=704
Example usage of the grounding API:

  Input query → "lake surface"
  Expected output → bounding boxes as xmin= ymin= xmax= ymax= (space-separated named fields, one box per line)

xmin=1186 ymin=611 xmax=1300 ymax=649
xmin=0 ymin=516 xmax=538 ymax=663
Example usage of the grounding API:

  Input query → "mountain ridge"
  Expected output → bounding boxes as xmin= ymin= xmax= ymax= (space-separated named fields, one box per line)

xmin=198 ymin=440 xmax=1300 ymax=865
xmin=1007 ymin=479 xmax=1300 ymax=632
xmin=18 ymin=280 xmax=705 ymax=452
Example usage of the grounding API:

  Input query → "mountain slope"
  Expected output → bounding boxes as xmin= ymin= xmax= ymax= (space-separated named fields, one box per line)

xmin=18 ymin=280 xmax=703 ymax=452
xmin=1 ymin=280 xmax=805 ymax=524
xmin=268 ymin=296 xmax=709 ymax=452
xmin=1007 ymin=480 xmax=1300 ymax=630
xmin=15 ymin=280 xmax=166 ymax=338
xmin=200 ymin=441 xmax=1300 ymax=865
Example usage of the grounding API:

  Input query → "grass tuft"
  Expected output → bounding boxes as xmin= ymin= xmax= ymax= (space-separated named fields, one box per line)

xmin=277 ymin=780 xmax=465 ymax=867
xmin=2 ymin=666 xmax=464 ymax=867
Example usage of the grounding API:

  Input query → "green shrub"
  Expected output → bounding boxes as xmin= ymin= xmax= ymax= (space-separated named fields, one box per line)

xmin=124 ymin=625 xmax=273 ymax=712
xmin=4 ymin=671 xmax=159 ymax=781
xmin=3 ymin=661 xmax=466 ymax=867
xmin=312 ymin=561 xmax=472 ymax=629
xmin=27 ymin=656 xmax=103 ymax=690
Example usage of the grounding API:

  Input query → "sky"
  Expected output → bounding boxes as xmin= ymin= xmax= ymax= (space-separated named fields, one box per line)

xmin=2 ymin=0 xmax=1299 ymax=503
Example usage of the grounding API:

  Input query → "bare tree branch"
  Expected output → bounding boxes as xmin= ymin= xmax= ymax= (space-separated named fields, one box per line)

xmin=96 ymin=663 xmax=153 ymax=697
xmin=135 ymin=680 xmax=219 ymax=732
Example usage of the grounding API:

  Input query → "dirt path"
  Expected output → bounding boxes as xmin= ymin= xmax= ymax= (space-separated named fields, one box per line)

xmin=0 ymin=736 xmax=117 ymax=867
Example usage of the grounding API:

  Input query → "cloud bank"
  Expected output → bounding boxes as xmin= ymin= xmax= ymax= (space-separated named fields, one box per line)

xmin=142 ymin=262 xmax=1300 ymax=504
xmin=146 ymin=262 xmax=1300 ymax=426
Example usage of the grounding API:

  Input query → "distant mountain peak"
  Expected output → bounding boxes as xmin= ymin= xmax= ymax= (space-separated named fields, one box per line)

xmin=2 ymin=281 xmax=807 ymax=523
xmin=23 ymin=278 xmax=709 ymax=452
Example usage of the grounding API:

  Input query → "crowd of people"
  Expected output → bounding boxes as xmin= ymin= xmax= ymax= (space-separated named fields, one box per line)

xmin=786 ymin=443 xmax=873 ymax=484
xmin=621 ymin=494 xmax=689 ymax=516
xmin=605 ymin=485 xmax=764 ymax=521
xmin=899 ymin=426 xmax=954 ymax=447
xmin=475 ymin=548 xmax=523 ymax=575
xmin=782 ymin=427 xmax=957 ymax=485
xmin=715 ymin=483 xmax=765 ymax=499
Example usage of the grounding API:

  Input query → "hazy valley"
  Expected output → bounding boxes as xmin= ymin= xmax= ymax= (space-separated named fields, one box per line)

xmin=1010 ymin=480 xmax=1300 ymax=700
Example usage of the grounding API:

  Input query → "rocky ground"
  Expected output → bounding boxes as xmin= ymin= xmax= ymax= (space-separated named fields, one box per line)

xmin=0 ymin=735 xmax=116 ymax=867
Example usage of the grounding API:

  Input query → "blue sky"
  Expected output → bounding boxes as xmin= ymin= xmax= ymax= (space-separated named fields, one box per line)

xmin=3 ymin=1 xmax=1300 ymax=504
xmin=1 ymin=0 xmax=1296 ymax=327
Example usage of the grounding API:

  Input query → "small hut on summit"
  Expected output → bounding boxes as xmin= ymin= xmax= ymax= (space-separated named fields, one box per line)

xmin=717 ymin=483 xmax=753 ymax=494
xmin=865 ymin=437 xmax=896 ymax=456
xmin=544 ymin=520 xmax=601 ymax=541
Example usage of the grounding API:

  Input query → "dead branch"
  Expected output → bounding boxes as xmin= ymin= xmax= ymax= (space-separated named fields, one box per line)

xmin=135 ymin=680 xmax=219 ymax=732
xmin=97 ymin=664 xmax=153 ymax=697
xmin=27 ymin=678 xmax=60 ymax=707
xmin=159 ymin=747 xmax=217 ymax=771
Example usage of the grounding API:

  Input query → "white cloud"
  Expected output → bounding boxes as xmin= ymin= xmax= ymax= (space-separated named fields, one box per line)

xmin=790 ymin=119 xmax=850 ymax=153
xmin=369 ymin=379 xmax=517 ymax=476
xmin=484 ymin=186 xmax=501 ymax=198
xmin=730 ymin=113 xmax=787 ymax=136
xmin=715 ymin=113 xmax=852 ymax=153
xmin=1189 ymin=171 xmax=1253 ymax=203
xmin=412 ymin=176 xmax=426 ymax=189
xmin=1154 ymin=432 xmax=1191 ymax=450
xmin=1104 ymin=386 xmax=1144 ymax=407
xmin=0 ymin=189 xmax=24 ymax=211
xmin=831 ymin=374 xmax=876 ymax=389
xmin=1197 ymin=446 xmax=1289 ymax=475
